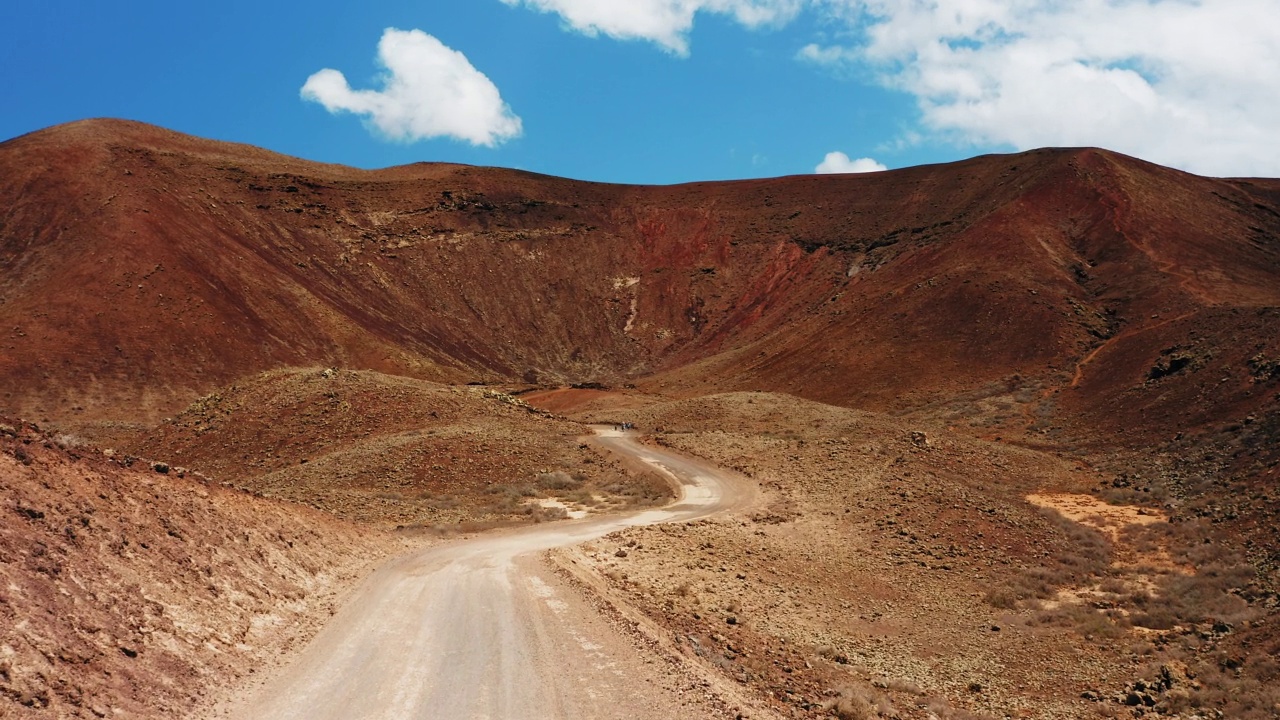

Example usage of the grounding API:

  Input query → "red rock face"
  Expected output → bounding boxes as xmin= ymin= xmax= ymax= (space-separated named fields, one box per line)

xmin=1 ymin=119 xmax=1279 ymax=452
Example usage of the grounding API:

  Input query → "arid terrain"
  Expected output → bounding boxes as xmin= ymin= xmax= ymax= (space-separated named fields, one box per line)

xmin=2 ymin=119 xmax=1278 ymax=718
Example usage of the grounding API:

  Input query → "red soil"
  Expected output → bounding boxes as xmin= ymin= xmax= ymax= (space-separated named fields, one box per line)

xmin=3 ymin=118 xmax=1280 ymax=719
xmin=4 ymin=120 xmax=1276 ymax=441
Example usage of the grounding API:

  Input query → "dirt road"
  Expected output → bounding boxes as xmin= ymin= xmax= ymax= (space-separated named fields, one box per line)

xmin=211 ymin=428 xmax=760 ymax=720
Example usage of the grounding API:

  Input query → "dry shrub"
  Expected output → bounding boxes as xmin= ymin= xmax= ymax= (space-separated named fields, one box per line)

xmin=561 ymin=487 xmax=595 ymax=505
xmin=829 ymin=689 xmax=877 ymax=720
xmin=925 ymin=694 xmax=997 ymax=720
xmin=1031 ymin=604 xmax=1130 ymax=639
xmin=536 ymin=471 xmax=581 ymax=491
xmin=599 ymin=469 xmax=670 ymax=506
xmin=983 ymin=587 xmax=1019 ymax=609
xmin=1162 ymin=562 xmax=1257 ymax=624
xmin=531 ymin=505 xmax=568 ymax=522
xmin=827 ymin=684 xmax=901 ymax=720
xmin=984 ymin=507 xmax=1113 ymax=609
xmin=878 ymin=677 xmax=922 ymax=695
xmin=1166 ymin=659 xmax=1280 ymax=720
xmin=1130 ymin=606 xmax=1178 ymax=631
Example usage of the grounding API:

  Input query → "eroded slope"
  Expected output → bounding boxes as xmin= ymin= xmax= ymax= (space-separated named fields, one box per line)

xmin=113 ymin=368 xmax=671 ymax=526
xmin=5 ymin=119 xmax=1278 ymax=446
xmin=0 ymin=420 xmax=404 ymax=719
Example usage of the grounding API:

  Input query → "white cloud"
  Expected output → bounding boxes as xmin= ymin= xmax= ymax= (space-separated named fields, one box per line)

xmin=796 ymin=42 xmax=859 ymax=66
xmin=503 ymin=0 xmax=1280 ymax=176
xmin=815 ymin=151 xmax=886 ymax=173
xmin=301 ymin=28 xmax=522 ymax=147
xmin=820 ymin=0 xmax=1280 ymax=177
xmin=499 ymin=0 xmax=804 ymax=55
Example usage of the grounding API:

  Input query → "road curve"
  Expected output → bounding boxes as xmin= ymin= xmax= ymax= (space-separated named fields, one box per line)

xmin=214 ymin=427 xmax=757 ymax=720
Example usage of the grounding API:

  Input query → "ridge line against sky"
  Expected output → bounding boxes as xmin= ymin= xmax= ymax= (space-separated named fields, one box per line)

xmin=4 ymin=0 xmax=1280 ymax=183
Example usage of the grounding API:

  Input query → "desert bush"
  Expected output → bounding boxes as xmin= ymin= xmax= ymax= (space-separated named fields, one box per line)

xmin=53 ymin=433 xmax=85 ymax=449
xmin=1130 ymin=607 xmax=1178 ymax=630
xmin=1034 ymin=506 xmax=1112 ymax=573
xmin=496 ymin=484 xmax=537 ymax=503
xmin=1098 ymin=576 xmax=1130 ymax=594
xmin=562 ymin=487 xmax=595 ymax=505
xmin=1076 ymin=610 xmax=1131 ymax=639
xmin=536 ymin=471 xmax=581 ymax=491
xmin=883 ymin=677 xmax=922 ymax=695
xmin=531 ymin=505 xmax=568 ymax=523
xmin=1251 ymin=654 xmax=1280 ymax=684
xmin=599 ymin=470 xmax=671 ymax=506
xmin=1150 ymin=560 xmax=1258 ymax=627
xmin=924 ymin=695 xmax=997 ymax=720
xmin=983 ymin=506 xmax=1114 ymax=609
xmin=984 ymin=587 xmax=1019 ymax=609
xmin=828 ymin=687 xmax=877 ymax=720
xmin=1174 ymin=659 xmax=1280 ymax=720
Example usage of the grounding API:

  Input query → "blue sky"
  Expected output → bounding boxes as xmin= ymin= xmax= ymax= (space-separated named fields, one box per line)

xmin=4 ymin=1 xmax=1278 ymax=184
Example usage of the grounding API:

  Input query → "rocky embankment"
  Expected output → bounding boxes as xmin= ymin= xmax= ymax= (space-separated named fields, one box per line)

xmin=0 ymin=419 xmax=407 ymax=719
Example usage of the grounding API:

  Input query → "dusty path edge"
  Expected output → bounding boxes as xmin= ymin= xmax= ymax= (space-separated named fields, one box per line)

xmin=192 ymin=536 xmax=430 ymax=720
xmin=201 ymin=425 xmax=774 ymax=718
xmin=546 ymin=546 xmax=781 ymax=719
xmin=543 ymin=428 xmax=781 ymax=719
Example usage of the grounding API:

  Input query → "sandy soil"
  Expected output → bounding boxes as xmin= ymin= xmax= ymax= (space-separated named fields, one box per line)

xmin=559 ymin=393 xmax=1271 ymax=719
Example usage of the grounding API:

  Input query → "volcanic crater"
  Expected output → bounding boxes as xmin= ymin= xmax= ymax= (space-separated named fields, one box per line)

xmin=3 ymin=119 xmax=1279 ymax=719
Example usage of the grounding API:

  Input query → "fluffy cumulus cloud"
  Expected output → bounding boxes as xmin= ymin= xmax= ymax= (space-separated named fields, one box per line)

xmin=815 ymin=151 xmax=887 ymax=173
xmin=301 ymin=28 xmax=522 ymax=147
xmin=805 ymin=0 xmax=1280 ymax=177
xmin=505 ymin=0 xmax=1280 ymax=176
xmin=499 ymin=0 xmax=804 ymax=54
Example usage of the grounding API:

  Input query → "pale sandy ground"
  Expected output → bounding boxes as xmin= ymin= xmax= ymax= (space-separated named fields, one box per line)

xmin=203 ymin=428 xmax=774 ymax=720
xmin=1027 ymin=493 xmax=1191 ymax=613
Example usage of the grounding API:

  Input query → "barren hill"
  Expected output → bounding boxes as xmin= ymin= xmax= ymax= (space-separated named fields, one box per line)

xmin=5 ymin=119 xmax=1277 ymax=441
xmin=5 ymin=119 xmax=1280 ymax=719
xmin=5 ymin=115 xmax=1280 ymax=578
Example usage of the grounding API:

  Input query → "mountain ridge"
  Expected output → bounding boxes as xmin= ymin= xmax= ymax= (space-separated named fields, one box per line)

xmin=1 ymin=119 xmax=1277 ymax=440
xmin=4 ymin=118 xmax=1280 ymax=719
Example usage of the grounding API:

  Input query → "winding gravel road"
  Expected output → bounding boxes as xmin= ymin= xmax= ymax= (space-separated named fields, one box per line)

xmin=218 ymin=427 xmax=758 ymax=720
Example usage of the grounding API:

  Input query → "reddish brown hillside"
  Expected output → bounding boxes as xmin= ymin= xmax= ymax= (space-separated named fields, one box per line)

xmin=0 ymin=419 xmax=401 ymax=719
xmin=114 ymin=367 xmax=671 ymax=526
xmin=3 ymin=119 xmax=1280 ymax=719
xmin=2 ymin=119 xmax=1278 ymax=450
xmin=650 ymin=151 xmax=1280 ymax=419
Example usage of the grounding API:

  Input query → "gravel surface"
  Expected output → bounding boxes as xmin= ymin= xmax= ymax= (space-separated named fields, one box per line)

xmin=205 ymin=428 xmax=772 ymax=720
